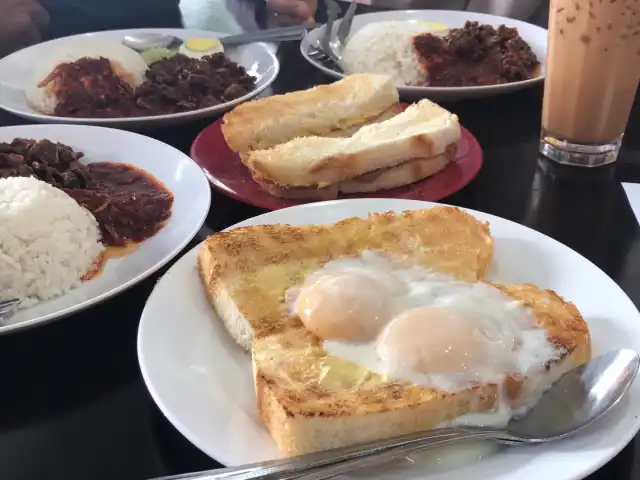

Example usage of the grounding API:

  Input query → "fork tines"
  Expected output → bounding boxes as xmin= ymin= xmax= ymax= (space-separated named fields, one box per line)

xmin=0 ymin=298 xmax=19 ymax=320
xmin=308 ymin=46 xmax=344 ymax=73
xmin=0 ymin=298 xmax=19 ymax=308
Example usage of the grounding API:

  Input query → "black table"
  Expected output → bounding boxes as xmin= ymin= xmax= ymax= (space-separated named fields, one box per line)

xmin=1 ymin=42 xmax=640 ymax=480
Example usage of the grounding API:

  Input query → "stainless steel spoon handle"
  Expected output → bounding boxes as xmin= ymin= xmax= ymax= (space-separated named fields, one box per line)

xmin=222 ymin=24 xmax=321 ymax=46
xmin=150 ymin=427 xmax=514 ymax=480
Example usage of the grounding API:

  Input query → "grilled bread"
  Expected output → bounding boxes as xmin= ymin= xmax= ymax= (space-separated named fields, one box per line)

xmin=253 ymin=283 xmax=591 ymax=455
xmin=251 ymin=147 xmax=455 ymax=200
xmin=244 ymin=99 xmax=460 ymax=189
xmin=221 ymin=74 xmax=400 ymax=155
xmin=198 ymin=206 xmax=494 ymax=351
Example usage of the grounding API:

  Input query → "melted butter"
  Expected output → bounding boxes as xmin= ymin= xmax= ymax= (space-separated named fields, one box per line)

xmin=317 ymin=356 xmax=378 ymax=391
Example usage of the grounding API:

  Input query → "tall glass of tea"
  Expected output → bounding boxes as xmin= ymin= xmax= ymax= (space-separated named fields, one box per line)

xmin=541 ymin=0 xmax=640 ymax=166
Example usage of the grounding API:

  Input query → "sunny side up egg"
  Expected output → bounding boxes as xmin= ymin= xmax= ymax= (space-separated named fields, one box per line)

xmin=286 ymin=251 xmax=563 ymax=393
xmin=178 ymin=38 xmax=224 ymax=59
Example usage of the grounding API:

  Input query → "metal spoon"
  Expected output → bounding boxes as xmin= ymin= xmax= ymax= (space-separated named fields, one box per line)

xmin=122 ymin=25 xmax=322 ymax=52
xmin=151 ymin=349 xmax=640 ymax=480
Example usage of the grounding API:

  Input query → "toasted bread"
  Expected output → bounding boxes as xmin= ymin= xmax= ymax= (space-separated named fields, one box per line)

xmin=238 ymin=103 xmax=405 ymax=171
xmin=198 ymin=206 xmax=493 ymax=351
xmin=245 ymin=99 xmax=460 ymax=188
xmin=339 ymin=147 xmax=453 ymax=194
xmin=221 ymin=74 xmax=399 ymax=154
xmin=253 ymin=284 xmax=591 ymax=455
xmin=250 ymin=147 xmax=454 ymax=200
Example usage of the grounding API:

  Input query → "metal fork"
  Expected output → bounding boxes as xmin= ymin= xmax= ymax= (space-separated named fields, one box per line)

xmin=336 ymin=0 xmax=358 ymax=44
xmin=0 ymin=298 xmax=19 ymax=323
xmin=307 ymin=0 xmax=357 ymax=73
xmin=321 ymin=0 xmax=341 ymax=63
xmin=307 ymin=43 xmax=344 ymax=72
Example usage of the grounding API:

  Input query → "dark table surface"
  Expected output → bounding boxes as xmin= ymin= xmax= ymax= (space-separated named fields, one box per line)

xmin=1 ymin=41 xmax=640 ymax=480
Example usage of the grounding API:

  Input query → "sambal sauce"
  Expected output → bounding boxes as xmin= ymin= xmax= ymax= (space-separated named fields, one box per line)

xmin=0 ymin=138 xmax=174 ymax=248
xmin=413 ymin=21 xmax=540 ymax=87
xmin=67 ymin=162 xmax=174 ymax=246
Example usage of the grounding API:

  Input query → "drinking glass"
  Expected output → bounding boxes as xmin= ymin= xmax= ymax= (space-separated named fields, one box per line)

xmin=540 ymin=0 xmax=640 ymax=167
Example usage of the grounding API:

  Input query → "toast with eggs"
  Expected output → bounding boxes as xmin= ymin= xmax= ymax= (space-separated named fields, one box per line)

xmin=198 ymin=206 xmax=493 ymax=351
xmin=253 ymin=282 xmax=590 ymax=455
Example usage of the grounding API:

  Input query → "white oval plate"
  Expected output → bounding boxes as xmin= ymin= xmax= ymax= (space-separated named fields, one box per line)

xmin=301 ymin=10 xmax=547 ymax=101
xmin=138 ymin=198 xmax=640 ymax=480
xmin=1 ymin=124 xmax=211 ymax=333
xmin=0 ymin=28 xmax=279 ymax=128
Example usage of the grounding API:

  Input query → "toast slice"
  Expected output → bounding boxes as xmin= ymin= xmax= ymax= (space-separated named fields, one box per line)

xmin=251 ymin=146 xmax=455 ymax=200
xmin=245 ymin=99 xmax=460 ymax=188
xmin=221 ymin=74 xmax=399 ymax=154
xmin=253 ymin=283 xmax=591 ymax=455
xmin=198 ymin=206 xmax=493 ymax=351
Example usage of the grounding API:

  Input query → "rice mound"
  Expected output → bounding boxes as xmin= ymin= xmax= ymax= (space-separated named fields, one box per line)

xmin=342 ymin=21 xmax=432 ymax=86
xmin=0 ymin=176 xmax=104 ymax=308
xmin=26 ymin=39 xmax=148 ymax=115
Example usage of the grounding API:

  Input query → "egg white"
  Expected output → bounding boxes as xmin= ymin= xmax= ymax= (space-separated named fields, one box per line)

xmin=287 ymin=251 xmax=564 ymax=393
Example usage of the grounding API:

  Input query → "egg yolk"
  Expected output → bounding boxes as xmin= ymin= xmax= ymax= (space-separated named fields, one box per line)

xmin=420 ymin=22 xmax=449 ymax=32
xmin=376 ymin=307 xmax=489 ymax=374
xmin=184 ymin=38 xmax=221 ymax=52
xmin=295 ymin=272 xmax=393 ymax=341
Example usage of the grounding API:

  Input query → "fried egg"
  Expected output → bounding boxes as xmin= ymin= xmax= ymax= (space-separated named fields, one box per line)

xmin=178 ymin=38 xmax=224 ymax=59
xmin=287 ymin=251 xmax=563 ymax=394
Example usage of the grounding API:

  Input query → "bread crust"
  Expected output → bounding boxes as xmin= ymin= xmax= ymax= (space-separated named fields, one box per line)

xmin=249 ymin=145 xmax=456 ymax=200
xmin=221 ymin=74 xmax=399 ymax=154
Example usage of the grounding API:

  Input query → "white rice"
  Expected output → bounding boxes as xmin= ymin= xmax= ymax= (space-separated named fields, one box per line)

xmin=26 ymin=39 xmax=148 ymax=115
xmin=0 ymin=176 xmax=104 ymax=308
xmin=342 ymin=21 xmax=432 ymax=86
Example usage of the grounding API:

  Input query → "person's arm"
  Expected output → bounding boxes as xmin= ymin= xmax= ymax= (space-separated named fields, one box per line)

xmin=0 ymin=0 xmax=48 ymax=58
xmin=226 ymin=0 xmax=319 ymax=30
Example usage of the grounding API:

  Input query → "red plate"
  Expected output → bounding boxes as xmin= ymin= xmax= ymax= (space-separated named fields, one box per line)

xmin=190 ymin=119 xmax=483 ymax=210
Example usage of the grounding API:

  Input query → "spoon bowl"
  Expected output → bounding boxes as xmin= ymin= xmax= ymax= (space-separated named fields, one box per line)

xmin=123 ymin=33 xmax=176 ymax=51
xmin=506 ymin=349 xmax=640 ymax=441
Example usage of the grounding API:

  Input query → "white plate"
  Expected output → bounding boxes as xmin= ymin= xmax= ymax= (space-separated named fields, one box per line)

xmin=138 ymin=199 xmax=640 ymax=480
xmin=0 ymin=29 xmax=279 ymax=128
xmin=1 ymin=124 xmax=211 ymax=333
xmin=301 ymin=10 xmax=547 ymax=100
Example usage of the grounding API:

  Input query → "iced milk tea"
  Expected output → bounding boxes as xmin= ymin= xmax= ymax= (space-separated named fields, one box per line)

xmin=541 ymin=0 xmax=640 ymax=166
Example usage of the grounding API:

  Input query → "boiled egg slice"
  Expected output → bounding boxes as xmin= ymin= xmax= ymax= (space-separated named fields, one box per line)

xmin=179 ymin=38 xmax=224 ymax=58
